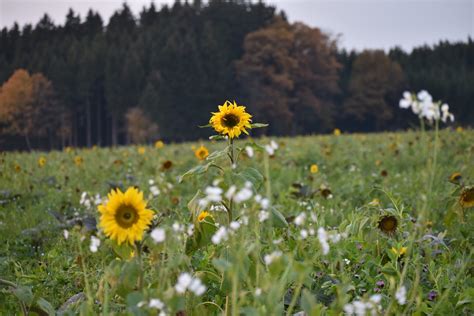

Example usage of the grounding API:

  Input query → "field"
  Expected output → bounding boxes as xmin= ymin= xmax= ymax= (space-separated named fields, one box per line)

xmin=1 ymin=130 xmax=473 ymax=315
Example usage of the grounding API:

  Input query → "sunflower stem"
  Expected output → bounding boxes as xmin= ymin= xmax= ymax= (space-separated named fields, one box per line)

xmin=77 ymin=237 xmax=93 ymax=313
xmin=136 ymin=242 xmax=144 ymax=291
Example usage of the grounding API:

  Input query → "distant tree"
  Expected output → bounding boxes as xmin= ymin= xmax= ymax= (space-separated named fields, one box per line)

xmin=343 ymin=50 xmax=404 ymax=131
xmin=236 ymin=18 xmax=341 ymax=135
xmin=125 ymin=107 xmax=159 ymax=144
xmin=0 ymin=69 xmax=64 ymax=149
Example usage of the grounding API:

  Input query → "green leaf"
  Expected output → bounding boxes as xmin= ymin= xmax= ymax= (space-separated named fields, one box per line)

xmin=187 ymin=190 xmax=206 ymax=216
xmin=251 ymin=123 xmax=268 ymax=128
xmin=108 ymin=240 xmax=134 ymax=260
xmin=271 ymin=207 xmax=288 ymax=228
xmin=116 ymin=260 xmax=140 ymax=298
xmin=34 ymin=297 xmax=56 ymax=316
xmin=206 ymin=146 xmax=229 ymax=161
xmin=209 ymin=135 xmax=227 ymax=140
xmin=12 ymin=285 xmax=34 ymax=305
xmin=199 ymin=124 xmax=212 ymax=128
xmin=212 ymin=258 xmax=233 ymax=272
xmin=179 ymin=163 xmax=212 ymax=182
xmin=236 ymin=167 xmax=264 ymax=189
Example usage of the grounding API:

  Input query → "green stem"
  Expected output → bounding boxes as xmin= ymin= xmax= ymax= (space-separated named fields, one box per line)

xmin=286 ymin=281 xmax=303 ymax=316
xmin=77 ymin=238 xmax=93 ymax=312
xmin=136 ymin=242 xmax=144 ymax=291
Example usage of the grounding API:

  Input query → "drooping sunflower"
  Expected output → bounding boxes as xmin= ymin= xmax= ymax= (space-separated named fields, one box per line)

xmin=98 ymin=187 xmax=154 ymax=245
xmin=209 ymin=100 xmax=252 ymax=139
xmin=459 ymin=187 xmax=474 ymax=208
xmin=194 ymin=145 xmax=209 ymax=161
xmin=378 ymin=215 xmax=398 ymax=235
xmin=448 ymin=172 xmax=462 ymax=184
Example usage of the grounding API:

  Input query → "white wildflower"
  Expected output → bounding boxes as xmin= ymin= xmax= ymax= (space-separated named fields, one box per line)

xmin=230 ymin=221 xmax=240 ymax=230
xmin=149 ymin=298 xmax=164 ymax=309
xmin=258 ymin=210 xmax=270 ymax=222
xmin=264 ymin=251 xmax=282 ymax=265
xmin=205 ymin=186 xmax=223 ymax=202
xmin=318 ymin=227 xmax=330 ymax=255
xmin=245 ymin=146 xmax=254 ymax=158
xmin=151 ymin=228 xmax=166 ymax=243
xmin=395 ymin=285 xmax=407 ymax=305
xmin=175 ymin=273 xmax=192 ymax=293
xmin=89 ymin=236 xmax=100 ymax=253
xmin=294 ymin=212 xmax=306 ymax=226
xmin=211 ymin=226 xmax=228 ymax=245
xmin=63 ymin=229 xmax=69 ymax=240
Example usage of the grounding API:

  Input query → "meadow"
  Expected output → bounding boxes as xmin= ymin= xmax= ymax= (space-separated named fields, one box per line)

xmin=0 ymin=128 xmax=473 ymax=315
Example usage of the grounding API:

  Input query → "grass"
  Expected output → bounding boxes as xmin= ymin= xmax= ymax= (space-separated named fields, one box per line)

xmin=0 ymin=129 xmax=473 ymax=315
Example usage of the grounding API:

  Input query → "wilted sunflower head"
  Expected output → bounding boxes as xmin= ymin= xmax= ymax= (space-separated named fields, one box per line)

xmin=378 ymin=215 xmax=398 ymax=235
xmin=98 ymin=187 xmax=154 ymax=245
xmin=448 ymin=172 xmax=462 ymax=184
xmin=459 ymin=187 xmax=474 ymax=208
xmin=161 ymin=160 xmax=173 ymax=170
xmin=209 ymin=100 xmax=252 ymax=139
xmin=194 ymin=145 xmax=209 ymax=161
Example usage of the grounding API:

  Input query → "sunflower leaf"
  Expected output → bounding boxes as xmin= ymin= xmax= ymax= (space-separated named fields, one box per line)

xmin=251 ymin=123 xmax=268 ymax=129
xmin=199 ymin=124 xmax=212 ymax=128
xmin=179 ymin=163 xmax=212 ymax=182
xmin=209 ymin=135 xmax=227 ymax=141
xmin=206 ymin=146 xmax=229 ymax=161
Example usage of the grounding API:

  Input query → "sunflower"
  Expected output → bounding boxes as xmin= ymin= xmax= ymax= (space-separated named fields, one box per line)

xmin=197 ymin=211 xmax=212 ymax=222
xmin=459 ymin=187 xmax=474 ymax=208
xmin=456 ymin=126 xmax=463 ymax=133
xmin=138 ymin=147 xmax=146 ymax=155
xmin=333 ymin=128 xmax=341 ymax=136
xmin=209 ymin=100 xmax=252 ymax=139
xmin=98 ymin=187 xmax=154 ymax=245
xmin=155 ymin=140 xmax=164 ymax=149
xmin=74 ymin=156 xmax=83 ymax=166
xmin=14 ymin=163 xmax=21 ymax=173
xmin=38 ymin=157 xmax=46 ymax=168
xmin=310 ymin=164 xmax=319 ymax=174
xmin=448 ymin=172 xmax=462 ymax=184
xmin=161 ymin=160 xmax=173 ymax=171
xmin=378 ymin=215 xmax=398 ymax=235
xmin=194 ymin=145 xmax=209 ymax=161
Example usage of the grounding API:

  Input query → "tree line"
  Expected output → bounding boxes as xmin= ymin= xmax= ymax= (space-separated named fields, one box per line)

xmin=0 ymin=0 xmax=472 ymax=150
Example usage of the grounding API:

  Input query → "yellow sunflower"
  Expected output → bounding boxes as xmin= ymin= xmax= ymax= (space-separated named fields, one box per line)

xmin=198 ymin=211 xmax=212 ymax=222
xmin=38 ymin=157 xmax=46 ymax=168
xmin=138 ymin=146 xmax=146 ymax=155
xmin=209 ymin=100 xmax=252 ymax=139
xmin=459 ymin=187 xmax=474 ymax=208
xmin=333 ymin=128 xmax=341 ymax=136
xmin=74 ymin=156 xmax=83 ymax=166
xmin=155 ymin=140 xmax=164 ymax=149
xmin=194 ymin=145 xmax=209 ymax=161
xmin=310 ymin=164 xmax=319 ymax=174
xmin=98 ymin=187 xmax=154 ymax=245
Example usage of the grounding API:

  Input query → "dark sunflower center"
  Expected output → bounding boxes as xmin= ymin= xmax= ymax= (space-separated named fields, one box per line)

xmin=379 ymin=216 xmax=397 ymax=233
xmin=115 ymin=205 xmax=139 ymax=228
xmin=463 ymin=189 xmax=474 ymax=202
xmin=221 ymin=113 xmax=240 ymax=128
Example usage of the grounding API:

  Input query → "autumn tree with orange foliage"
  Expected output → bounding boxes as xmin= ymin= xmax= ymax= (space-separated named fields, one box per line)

xmin=343 ymin=50 xmax=404 ymax=131
xmin=125 ymin=107 xmax=159 ymax=144
xmin=0 ymin=69 xmax=65 ymax=149
xmin=236 ymin=18 xmax=341 ymax=135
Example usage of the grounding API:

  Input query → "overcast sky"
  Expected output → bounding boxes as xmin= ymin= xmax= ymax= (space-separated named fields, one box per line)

xmin=0 ymin=0 xmax=472 ymax=51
